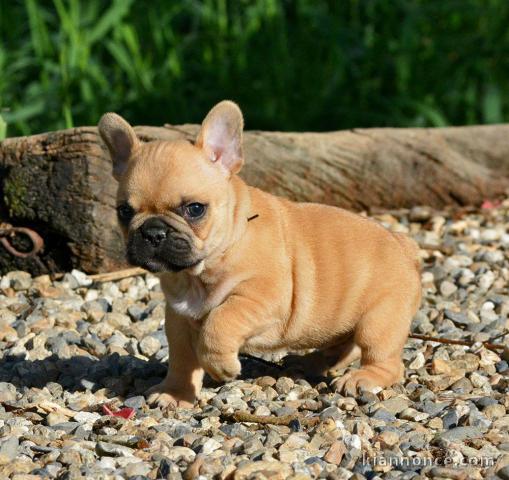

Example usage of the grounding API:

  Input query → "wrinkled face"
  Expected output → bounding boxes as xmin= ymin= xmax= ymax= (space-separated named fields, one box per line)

xmin=117 ymin=140 xmax=231 ymax=272
xmin=98 ymin=100 xmax=245 ymax=273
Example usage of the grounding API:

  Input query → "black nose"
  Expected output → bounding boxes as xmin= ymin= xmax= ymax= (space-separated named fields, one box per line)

xmin=140 ymin=218 xmax=169 ymax=246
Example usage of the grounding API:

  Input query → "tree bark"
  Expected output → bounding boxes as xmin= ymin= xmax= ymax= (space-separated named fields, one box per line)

xmin=1 ymin=124 xmax=508 ymax=274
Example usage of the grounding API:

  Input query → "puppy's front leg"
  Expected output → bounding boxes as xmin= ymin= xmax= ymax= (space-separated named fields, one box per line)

xmin=196 ymin=295 xmax=267 ymax=382
xmin=146 ymin=306 xmax=204 ymax=409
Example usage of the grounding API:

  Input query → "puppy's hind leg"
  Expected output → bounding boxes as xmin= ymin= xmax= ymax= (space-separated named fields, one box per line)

xmin=325 ymin=340 xmax=362 ymax=374
xmin=332 ymin=294 xmax=415 ymax=396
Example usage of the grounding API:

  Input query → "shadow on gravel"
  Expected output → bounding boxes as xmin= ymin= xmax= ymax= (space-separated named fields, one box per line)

xmin=1 ymin=352 xmax=329 ymax=396
xmin=0 ymin=353 xmax=167 ymax=396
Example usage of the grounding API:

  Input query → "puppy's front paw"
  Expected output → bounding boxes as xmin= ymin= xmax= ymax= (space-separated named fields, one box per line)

xmin=145 ymin=382 xmax=195 ymax=409
xmin=331 ymin=369 xmax=383 ymax=397
xmin=200 ymin=351 xmax=241 ymax=382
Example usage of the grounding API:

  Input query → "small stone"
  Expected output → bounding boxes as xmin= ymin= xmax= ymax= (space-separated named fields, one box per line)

xmin=483 ymin=404 xmax=505 ymax=420
xmin=275 ymin=377 xmax=294 ymax=394
xmin=139 ymin=336 xmax=161 ymax=357
xmin=166 ymin=446 xmax=196 ymax=463
xmin=127 ymin=304 xmax=146 ymax=322
xmin=431 ymin=358 xmax=452 ymax=375
xmin=357 ymin=391 xmax=378 ymax=405
xmin=124 ymin=461 xmax=152 ymax=477
xmin=73 ymin=411 xmax=101 ymax=424
xmin=429 ymin=467 xmax=469 ymax=480
xmin=242 ymin=437 xmax=264 ymax=455
xmin=192 ymin=437 xmax=221 ymax=455
xmin=71 ymin=269 xmax=92 ymax=287
xmin=375 ymin=431 xmax=400 ymax=448
xmin=58 ymin=449 xmax=85 ymax=465
xmin=278 ymin=449 xmax=308 ymax=463
xmin=82 ymin=335 xmax=107 ymax=356
xmin=323 ymin=440 xmax=346 ymax=465
xmin=379 ymin=396 xmax=411 ymax=415
xmin=0 ymin=436 xmax=19 ymax=463
xmin=0 ymin=382 xmax=17 ymax=403
xmin=124 ymin=396 xmax=146 ymax=410
xmin=49 ymin=421 xmax=80 ymax=433
xmin=475 ymin=396 xmax=498 ymax=408
xmin=478 ymin=271 xmax=495 ymax=290
xmin=450 ymin=377 xmax=473 ymax=394
xmin=442 ymin=409 xmax=459 ymax=429
xmin=344 ymin=434 xmax=362 ymax=451
xmin=96 ymin=441 xmax=134 ymax=457
xmin=428 ymin=417 xmax=443 ymax=430
xmin=371 ymin=408 xmax=396 ymax=422
xmin=253 ymin=405 xmax=271 ymax=416
xmin=470 ymin=372 xmax=489 ymax=388
xmin=103 ymin=312 xmax=131 ymax=329
xmin=409 ymin=206 xmax=432 ymax=222
xmin=399 ymin=407 xmax=429 ymax=422
xmin=436 ymin=426 xmax=482 ymax=443
xmin=319 ymin=406 xmax=342 ymax=421
xmin=440 ymin=280 xmax=457 ymax=297
xmin=219 ymin=423 xmax=249 ymax=440
xmin=9 ymin=271 xmax=32 ymax=291
xmin=45 ymin=413 xmax=69 ymax=426
xmin=256 ymin=376 xmax=276 ymax=387
xmin=409 ymin=352 xmax=425 ymax=369
xmin=233 ymin=460 xmax=292 ymax=480
xmin=444 ymin=309 xmax=470 ymax=325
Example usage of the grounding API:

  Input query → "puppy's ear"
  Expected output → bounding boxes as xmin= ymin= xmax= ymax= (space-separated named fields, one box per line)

xmin=195 ymin=100 xmax=244 ymax=175
xmin=98 ymin=113 xmax=140 ymax=180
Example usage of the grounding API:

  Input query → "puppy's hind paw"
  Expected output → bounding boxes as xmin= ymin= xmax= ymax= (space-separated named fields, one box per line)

xmin=145 ymin=383 xmax=195 ymax=410
xmin=331 ymin=369 xmax=383 ymax=397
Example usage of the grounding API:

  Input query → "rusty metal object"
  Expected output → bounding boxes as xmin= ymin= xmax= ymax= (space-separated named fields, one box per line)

xmin=0 ymin=223 xmax=44 ymax=258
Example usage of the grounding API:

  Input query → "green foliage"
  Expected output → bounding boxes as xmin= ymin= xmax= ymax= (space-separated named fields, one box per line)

xmin=0 ymin=115 xmax=6 ymax=140
xmin=0 ymin=0 xmax=508 ymax=137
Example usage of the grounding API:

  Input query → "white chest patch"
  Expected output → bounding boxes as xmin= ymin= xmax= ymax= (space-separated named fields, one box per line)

xmin=166 ymin=277 xmax=208 ymax=319
xmin=160 ymin=271 xmax=242 ymax=323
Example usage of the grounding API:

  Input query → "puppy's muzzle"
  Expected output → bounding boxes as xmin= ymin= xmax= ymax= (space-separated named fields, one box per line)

xmin=140 ymin=218 xmax=168 ymax=247
xmin=127 ymin=217 xmax=200 ymax=272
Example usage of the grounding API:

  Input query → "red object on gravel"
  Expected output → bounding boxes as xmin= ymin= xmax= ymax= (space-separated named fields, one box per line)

xmin=101 ymin=404 xmax=136 ymax=419
xmin=481 ymin=200 xmax=501 ymax=209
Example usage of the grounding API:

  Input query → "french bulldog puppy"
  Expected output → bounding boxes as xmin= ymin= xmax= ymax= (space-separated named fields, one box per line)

xmin=98 ymin=101 xmax=421 ymax=408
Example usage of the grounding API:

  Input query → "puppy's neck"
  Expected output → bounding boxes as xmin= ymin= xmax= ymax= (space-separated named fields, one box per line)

xmin=199 ymin=175 xmax=252 ymax=278
xmin=229 ymin=175 xmax=253 ymax=243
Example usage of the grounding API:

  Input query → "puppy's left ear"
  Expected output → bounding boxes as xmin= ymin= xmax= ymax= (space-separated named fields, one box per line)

xmin=98 ymin=113 xmax=140 ymax=180
xmin=195 ymin=100 xmax=244 ymax=175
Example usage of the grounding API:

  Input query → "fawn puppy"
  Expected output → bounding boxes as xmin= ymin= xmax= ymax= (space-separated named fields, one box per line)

xmin=98 ymin=101 xmax=421 ymax=407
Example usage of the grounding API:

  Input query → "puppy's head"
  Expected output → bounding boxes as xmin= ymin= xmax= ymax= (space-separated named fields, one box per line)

xmin=98 ymin=101 xmax=245 ymax=273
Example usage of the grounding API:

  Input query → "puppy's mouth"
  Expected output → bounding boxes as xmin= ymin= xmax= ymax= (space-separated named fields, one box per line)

xmin=126 ymin=217 xmax=202 ymax=273
xmin=138 ymin=257 xmax=202 ymax=274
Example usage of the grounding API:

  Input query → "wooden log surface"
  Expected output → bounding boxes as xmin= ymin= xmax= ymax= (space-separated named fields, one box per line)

xmin=1 ymin=123 xmax=508 ymax=274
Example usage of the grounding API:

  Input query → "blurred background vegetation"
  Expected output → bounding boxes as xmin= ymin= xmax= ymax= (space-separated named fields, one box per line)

xmin=1 ymin=0 xmax=508 ymax=138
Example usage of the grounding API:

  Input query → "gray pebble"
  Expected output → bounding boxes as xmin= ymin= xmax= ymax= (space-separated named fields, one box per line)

xmin=436 ymin=426 xmax=482 ymax=443
xmin=124 ymin=395 xmax=146 ymax=409
xmin=0 ymin=436 xmax=19 ymax=462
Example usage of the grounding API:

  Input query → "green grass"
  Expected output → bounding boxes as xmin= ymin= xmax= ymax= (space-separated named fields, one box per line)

xmin=0 ymin=0 xmax=508 ymax=137
xmin=0 ymin=115 xmax=6 ymax=140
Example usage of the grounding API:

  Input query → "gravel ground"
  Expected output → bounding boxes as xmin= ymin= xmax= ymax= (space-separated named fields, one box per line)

xmin=0 ymin=203 xmax=508 ymax=480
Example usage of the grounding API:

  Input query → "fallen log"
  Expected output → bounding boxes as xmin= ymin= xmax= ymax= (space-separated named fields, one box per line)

xmin=1 ymin=123 xmax=508 ymax=274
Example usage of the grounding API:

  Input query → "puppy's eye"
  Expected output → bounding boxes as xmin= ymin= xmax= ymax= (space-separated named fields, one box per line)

xmin=184 ymin=202 xmax=206 ymax=219
xmin=117 ymin=203 xmax=135 ymax=224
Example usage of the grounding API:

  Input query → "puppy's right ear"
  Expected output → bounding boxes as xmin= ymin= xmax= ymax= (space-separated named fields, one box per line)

xmin=98 ymin=113 xmax=140 ymax=180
